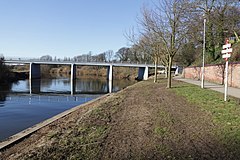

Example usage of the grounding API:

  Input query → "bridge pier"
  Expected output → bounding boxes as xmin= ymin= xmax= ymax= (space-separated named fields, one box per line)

xmin=29 ymin=79 xmax=41 ymax=94
xmin=29 ymin=63 xmax=41 ymax=79
xmin=71 ymin=64 xmax=76 ymax=95
xmin=107 ymin=80 xmax=113 ymax=93
xmin=138 ymin=66 xmax=149 ymax=80
xmin=107 ymin=65 xmax=113 ymax=93
xmin=107 ymin=65 xmax=113 ymax=81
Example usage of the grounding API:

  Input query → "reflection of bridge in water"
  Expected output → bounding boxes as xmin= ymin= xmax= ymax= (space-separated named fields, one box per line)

xmin=27 ymin=79 xmax=112 ymax=95
xmin=5 ymin=93 xmax=99 ymax=104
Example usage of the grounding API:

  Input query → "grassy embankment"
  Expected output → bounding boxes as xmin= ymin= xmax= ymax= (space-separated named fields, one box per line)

xmin=1 ymin=78 xmax=240 ymax=159
xmin=172 ymin=83 xmax=240 ymax=149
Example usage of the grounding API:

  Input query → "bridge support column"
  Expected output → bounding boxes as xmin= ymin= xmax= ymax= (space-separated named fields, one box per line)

xmin=107 ymin=80 xmax=113 ymax=93
xmin=107 ymin=65 xmax=113 ymax=81
xmin=138 ymin=66 xmax=148 ymax=80
xmin=107 ymin=65 xmax=113 ymax=93
xmin=29 ymin=79 xmax=41 ymax=94
xmin=71 ymin=64 xmax=76 ymax=95
xmin=29 ymin=63 xmax=41 ymax=79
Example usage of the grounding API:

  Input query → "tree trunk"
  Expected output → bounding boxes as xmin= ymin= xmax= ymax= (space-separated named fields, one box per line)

xmin=167 ymin=56 xmax=173 ymax=88
xmin=154 ymin=56 xmax=158 ymax=83
xmin=234 ymin=31 xmax=240 ymax=42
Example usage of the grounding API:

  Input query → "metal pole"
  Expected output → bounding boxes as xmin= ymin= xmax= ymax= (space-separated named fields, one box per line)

xmin=201 ymin=18 xmax=206 ymax=88
xmin=224 ymin=60 xmax=229 ymax=101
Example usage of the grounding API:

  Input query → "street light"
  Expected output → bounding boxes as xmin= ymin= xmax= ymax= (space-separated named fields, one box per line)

xmin=201 ymin=18 xmax=206 ymax=88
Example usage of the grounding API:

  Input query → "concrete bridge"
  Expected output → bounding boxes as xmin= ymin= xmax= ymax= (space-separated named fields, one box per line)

xmin=5 ymin=60 xmax=172 ymax=94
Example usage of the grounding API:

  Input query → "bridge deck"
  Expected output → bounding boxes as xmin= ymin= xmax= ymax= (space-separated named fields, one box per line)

xmin=5 ymin=60 xmax=173 ymax=68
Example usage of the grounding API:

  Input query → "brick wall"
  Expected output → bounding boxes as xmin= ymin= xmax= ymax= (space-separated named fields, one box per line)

xmin=183 ymin=63 xmax=240 ymax=88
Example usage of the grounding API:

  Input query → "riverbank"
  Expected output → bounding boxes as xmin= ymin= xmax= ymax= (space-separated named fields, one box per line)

xmin=1 ymin=78 xmax=240 ymax=159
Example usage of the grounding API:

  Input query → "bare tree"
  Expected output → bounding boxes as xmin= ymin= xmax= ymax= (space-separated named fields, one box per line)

xmin=124 ymin=27 xmax=149 ymax=63
xmin=104 ymin=50 xmax=114 ymax=62
xmin=143 ymin=33 xmax=163 ymax=82
xmin=116 ymin=47 xmax=132 ymax=62
xmin=139 ymin=0 xmax=191 ymax=88
xmin=40 ymin=55 xmax=52 ymax=61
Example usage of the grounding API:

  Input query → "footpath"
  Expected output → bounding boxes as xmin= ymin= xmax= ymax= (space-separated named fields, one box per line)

xmin=174 ymin=77 xmax=240 ymax=99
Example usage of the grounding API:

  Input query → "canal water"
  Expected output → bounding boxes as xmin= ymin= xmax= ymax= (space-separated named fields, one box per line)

xmin=0 ymin=78 xmax=135 ymax=141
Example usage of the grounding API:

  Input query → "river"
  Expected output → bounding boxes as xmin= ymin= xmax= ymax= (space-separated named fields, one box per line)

xmin=0 ymin=77 xmax=135 ymax=141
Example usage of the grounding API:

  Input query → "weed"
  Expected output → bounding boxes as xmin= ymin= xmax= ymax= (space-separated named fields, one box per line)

xmin=47 ymin=131 xmax=59 ymax=140
xmin=154 ymin=127 xmax=168 ymax=136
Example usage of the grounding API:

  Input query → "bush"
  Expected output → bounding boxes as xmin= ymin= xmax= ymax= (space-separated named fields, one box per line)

xmin=0 ymin=56 xmax=12 ymax=83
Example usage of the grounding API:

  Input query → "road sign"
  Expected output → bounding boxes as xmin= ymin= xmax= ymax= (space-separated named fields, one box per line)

xmin=222 ymin=53 xmax=231 ymax=59
xmin=222 ymin=41 xmax=232 ymax=61
xmin=221 ymin=48 xmax=232 ymax=54
xmin=223 ymin=43 xmax=231 ymax=49
xmin=221 ymin=39 xmax=233 ymax=102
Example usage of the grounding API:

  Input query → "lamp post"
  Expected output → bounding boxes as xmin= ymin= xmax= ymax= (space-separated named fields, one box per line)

xmin=201 ymin=18 xmax=206 ymax=88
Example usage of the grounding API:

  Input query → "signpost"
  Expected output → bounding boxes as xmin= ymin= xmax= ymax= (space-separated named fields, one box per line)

xmin=201 ymin=18 xmax=206 ymax=89
xmin=221 ymin=39 xmax=232 ymax=102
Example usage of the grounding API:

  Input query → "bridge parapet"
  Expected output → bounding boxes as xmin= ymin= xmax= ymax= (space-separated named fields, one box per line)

xmin=5 ymin=59 xmax=162 ymax=67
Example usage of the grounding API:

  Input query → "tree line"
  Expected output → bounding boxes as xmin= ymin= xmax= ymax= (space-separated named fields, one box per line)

xmin=125 ymin=0 xmax=240 ymax=88
xmin=40 ymin=48 xmax=145 ymax=64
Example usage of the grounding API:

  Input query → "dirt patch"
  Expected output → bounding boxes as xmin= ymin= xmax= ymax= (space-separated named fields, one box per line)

xmin=1 ymin=79 xmax=240 ymax=159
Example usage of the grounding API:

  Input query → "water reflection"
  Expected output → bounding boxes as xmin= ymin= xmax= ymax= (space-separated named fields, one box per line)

xmin=5 ymin=94 xmax=94 ymax=105
xmin=1 ymin=77 xmax=135 ymax=104
xmin=0 ymin=94 xmax=99 ymax=141
xmin=0 ymin=83 xmax=12 ymax=103
xmin=9 ymin=77 xmax=135 ymax=94
xmin=75 ymin=79 xmax=109 ymax=93
xmin=29 ymin=79 xmax=40 ymax=94
xmin=0 ymin=77 xmax=136 ymax=141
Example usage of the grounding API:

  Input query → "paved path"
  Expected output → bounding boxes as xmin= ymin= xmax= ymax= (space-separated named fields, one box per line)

xmin=174 ymin=77 xmax=240 ymax=99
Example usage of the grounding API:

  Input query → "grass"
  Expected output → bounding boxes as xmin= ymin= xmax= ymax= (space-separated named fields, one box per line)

xmin=153 ymin=110 xmax=173 ymax=137
xmin=19 ymin=94 xmax=125 ymax=160
xmin=21 ymin=101 xmax=115 ymax=159
xmin=154 ymin=127 xmax=168 ymax=136
xmin=172 ymin=82 xmax=240 ymax=145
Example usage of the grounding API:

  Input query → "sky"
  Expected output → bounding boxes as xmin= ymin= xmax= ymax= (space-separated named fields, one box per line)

xmin=0 ymin=0 xmax=151 ymax=59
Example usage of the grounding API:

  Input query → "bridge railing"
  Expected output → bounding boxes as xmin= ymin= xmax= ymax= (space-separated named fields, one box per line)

xmin=5 ymin=58 xmax=154 ymax=66
xmin=4 ymin=57 xmax=178 ymax=68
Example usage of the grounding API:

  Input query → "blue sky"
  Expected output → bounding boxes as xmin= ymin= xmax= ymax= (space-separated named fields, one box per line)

xmin=0 ymin=0 xmax=150 ymax=59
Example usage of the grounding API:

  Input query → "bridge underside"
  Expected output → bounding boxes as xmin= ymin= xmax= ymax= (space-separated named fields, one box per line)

xmin=28 ymin=63 xmax=149 ymax=81
xmin=137 ymin=67 xmax=149 ymax=81
xmin=29 ymin=63 xmax=41 ymax=79
xmin=14 ymin=62 xmax=152 ymax=94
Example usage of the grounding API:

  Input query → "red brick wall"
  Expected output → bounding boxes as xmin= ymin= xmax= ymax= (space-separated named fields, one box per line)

xmin=183 ymin=63 xmax=240 ymax=88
